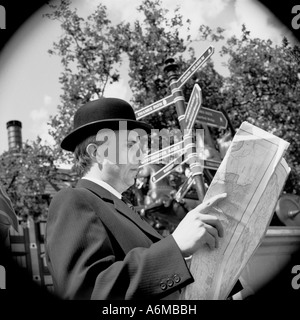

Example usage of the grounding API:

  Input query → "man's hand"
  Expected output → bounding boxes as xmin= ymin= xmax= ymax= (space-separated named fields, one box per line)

xmin=172 ymin=193 xmax=227 ymax=256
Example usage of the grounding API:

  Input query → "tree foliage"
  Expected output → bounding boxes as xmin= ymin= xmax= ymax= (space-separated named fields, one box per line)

xmin=218 ymin=25 xmax=300 ymax=193
xmin=0 ymin=140 xmax=75 ymax=220
xmin=44 ymin=1 xmax=300 ymax=197
xmin=45 ymin=0 xmax=212 ymax=158
xmin=1 ymin=0 xmax=299 ymax=225
xmin=110 ymin=0 xmax=194 ymax=130
xmin=44 ymin=0 xmax=125 ymax=161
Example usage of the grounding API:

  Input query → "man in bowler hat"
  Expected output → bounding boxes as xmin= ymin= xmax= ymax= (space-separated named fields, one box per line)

xmin=45 ymin=97 xmax=226 ymax=300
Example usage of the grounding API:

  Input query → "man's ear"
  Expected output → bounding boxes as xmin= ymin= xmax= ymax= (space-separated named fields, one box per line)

xmin=86 ymin=143 xmax=98 ymax=161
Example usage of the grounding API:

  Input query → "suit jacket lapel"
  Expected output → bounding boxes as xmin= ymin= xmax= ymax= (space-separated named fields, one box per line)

xmin=76 ymin=179 xmax=163 ymax=240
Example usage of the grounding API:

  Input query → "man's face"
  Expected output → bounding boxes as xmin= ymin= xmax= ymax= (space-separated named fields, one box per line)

xmin=96 ymin=129 xmax=145 ymax=191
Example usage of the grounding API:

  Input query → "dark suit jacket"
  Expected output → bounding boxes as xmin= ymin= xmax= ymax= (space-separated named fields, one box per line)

xmin=45 ymin=179 xmax=193 ymax=300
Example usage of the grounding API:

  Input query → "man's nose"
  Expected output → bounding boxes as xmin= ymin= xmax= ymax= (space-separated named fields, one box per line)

xmin=138 ymin=146 xmax=146 ymax=162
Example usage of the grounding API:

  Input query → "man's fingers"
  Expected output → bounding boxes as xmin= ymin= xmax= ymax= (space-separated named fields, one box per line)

xmin=205 ymin=224 xmax=219 ymax=248
xmin=200 ymin=215 xmax=224 ymax=237
xmin=194 ymin=193 xmax=227 ymax=216
xmin=204 ymin=232 xmax=216 ymax=250
xmin=202 ymin=193 xmax=227 ymax=209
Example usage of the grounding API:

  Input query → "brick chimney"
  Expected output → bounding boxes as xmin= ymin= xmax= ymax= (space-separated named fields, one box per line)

xmin=6 ymin=120 xmax=22 ymax=150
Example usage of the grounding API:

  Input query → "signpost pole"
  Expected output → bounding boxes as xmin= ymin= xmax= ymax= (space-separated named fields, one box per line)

xmin=220 ymin=107 xmax=236 ymax=138
xmin=164 ymin=58 xmax=206 ymax=202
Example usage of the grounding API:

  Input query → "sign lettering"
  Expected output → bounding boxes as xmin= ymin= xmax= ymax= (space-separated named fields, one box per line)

xmin=140 ymin=141 xmax=184 ymax=167
xmin=151 ymin=152 xmax=187 ymax=183
xmin=184 ymin=84 xmax=202 ymax=131
xmin=135 ymin=46 xmax=215 ymax=120
xmin=135 ymin=94 xmax=174 ymax=120
xmin=176 ymin=46 xmax=214 ymax=88
xmin=196 ymin=106 xmax=228 ymax=129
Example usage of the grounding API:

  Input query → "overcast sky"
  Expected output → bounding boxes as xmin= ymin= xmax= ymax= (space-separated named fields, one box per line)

xmin=0 ymin=0 xmax=296 ymax=155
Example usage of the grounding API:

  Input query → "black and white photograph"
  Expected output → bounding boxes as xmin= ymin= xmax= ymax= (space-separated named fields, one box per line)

xmin=0 ymin=0 xmax=300 ymax=316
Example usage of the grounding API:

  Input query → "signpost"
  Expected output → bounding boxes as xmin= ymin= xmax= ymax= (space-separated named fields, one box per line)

xmin=196 ymin=107 xmax=228 ymax=129
xmin=135 ymin=46 xmax=217 ymax=202
xmin=204 ymin=159 xmax=221 ymax=171
xmin=151 ymin=152 xmax=187 ymax=184
xmin=164 ymin=62 xmax=206 ymax=202
xmin=136 ymin=94 xmax=174 ymax=120
xmin=184 ymin=84 xmax=202 ymax=132
xmin=175 ymin=46 xmax=214 ymax=89
xmin=135 ymin=46 xmax=214 ymax=121
xmin=142 ymin=83 xmax=203 ymax=175
xmin=140 ymin=140 xmax=184 ymax=167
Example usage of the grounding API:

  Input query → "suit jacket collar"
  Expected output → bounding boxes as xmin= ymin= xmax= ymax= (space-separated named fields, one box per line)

xmin=76 ymin=179 xmax=163 ymax=240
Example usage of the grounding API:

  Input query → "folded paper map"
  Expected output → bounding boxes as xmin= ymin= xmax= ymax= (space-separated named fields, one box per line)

xmin=181 ymin=121 xmax=291 ymax=300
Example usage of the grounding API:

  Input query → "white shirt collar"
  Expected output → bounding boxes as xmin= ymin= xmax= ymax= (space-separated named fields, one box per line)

xmin=82 ymin=177 xmax=122 ymax=199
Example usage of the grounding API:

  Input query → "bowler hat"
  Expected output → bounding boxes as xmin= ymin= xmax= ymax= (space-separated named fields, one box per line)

xmin=61 ymin=97 xmax=152 ymax=152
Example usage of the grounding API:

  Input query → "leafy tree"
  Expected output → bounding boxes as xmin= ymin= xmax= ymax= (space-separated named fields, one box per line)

xmin=45 ymin=1 xmax=300 ymax=196
xmin=0 ymin=139 xmax=76 ymax=221
xmin=218 ymin=25 xmax=300 ymax=194
xmin=44 ymin=0 xmax=125 ymax=161
xmin=0 ymin=0 xmax=222 ymax=226
xmin=45 ymin=0 xmax=223 ymax=157
xmin=110 ymin=0 xmax=193 ymax=130
xmin=111 ymin=6 xmax=225 ymax=132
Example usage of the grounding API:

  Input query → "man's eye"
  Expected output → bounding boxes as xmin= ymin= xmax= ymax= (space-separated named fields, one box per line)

xmin=128 ymin=142 xmax=138 ymax=148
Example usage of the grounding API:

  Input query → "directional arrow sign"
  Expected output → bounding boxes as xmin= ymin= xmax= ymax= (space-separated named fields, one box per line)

xmin=184 ymin=84 xmax=202 ymax=131
xmin=135 ymin=94 xmax=174 ymax=120
xmin=140 ymin=140 xmax=184 ymax=167
xmin=196 ymin=107 xmax=228 ymax=129
xmin=151 ymin=152 xmax=186 ymax=183
xmin=135 ymin=46 xmax=214 ymax=120
xmin=175 ymin=46 xmax=214 ymax=89
xmin=204 ymin=159 xmax=221 ymax=170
